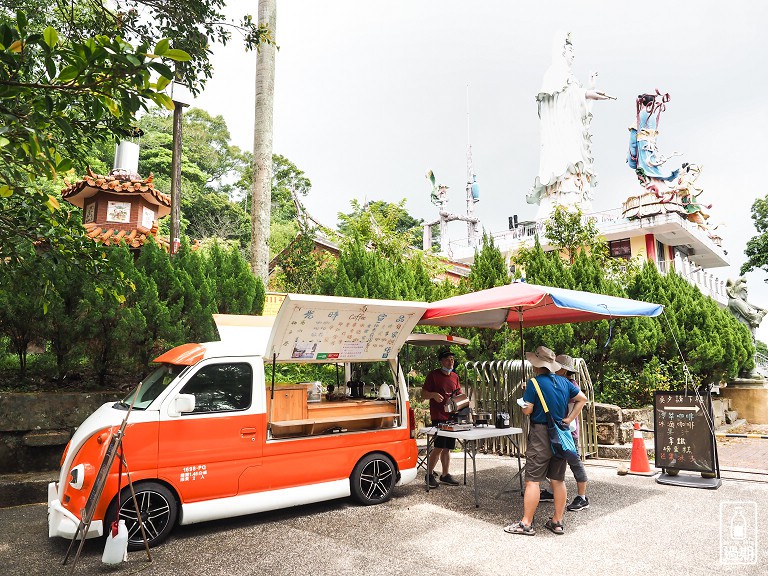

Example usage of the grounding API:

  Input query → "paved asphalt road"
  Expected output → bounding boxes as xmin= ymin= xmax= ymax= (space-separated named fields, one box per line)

xmin=2 ymin=457 xmax=766 ymax=576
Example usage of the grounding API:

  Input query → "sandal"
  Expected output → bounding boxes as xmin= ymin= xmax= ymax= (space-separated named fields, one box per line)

xmin=503 ymin=521 xmax=535 ymax=536
xmin=544 ymin=518 xmax=564 ymax=535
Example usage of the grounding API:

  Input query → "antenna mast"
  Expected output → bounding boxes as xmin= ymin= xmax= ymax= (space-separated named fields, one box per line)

xmin=465 ymin=85 xmax=480 ymax=246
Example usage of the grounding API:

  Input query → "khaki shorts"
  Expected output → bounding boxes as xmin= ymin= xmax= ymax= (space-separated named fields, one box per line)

xmin=525 ymin=423 xmax=567 ymax=483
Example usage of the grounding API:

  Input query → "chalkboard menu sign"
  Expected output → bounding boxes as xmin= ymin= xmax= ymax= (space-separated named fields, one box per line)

xmin=654 ymin=391 xmax=716 ymax=473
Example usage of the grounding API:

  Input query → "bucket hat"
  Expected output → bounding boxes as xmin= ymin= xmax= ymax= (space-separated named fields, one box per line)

xmin=555 ymin=354 xmax=577 ymax=374
xmin=525 ymin=345 xmax=561 ymax=373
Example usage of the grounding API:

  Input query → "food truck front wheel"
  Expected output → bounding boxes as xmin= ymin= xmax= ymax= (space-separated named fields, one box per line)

xmin=350 ymin=453 xmax=396 ymax=505
xmin=105 ymin=481 xmax=178 ymax=550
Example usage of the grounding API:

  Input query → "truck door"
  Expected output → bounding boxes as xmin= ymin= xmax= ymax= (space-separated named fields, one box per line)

xmin=158 ymin=359 xmax=263 ymax=502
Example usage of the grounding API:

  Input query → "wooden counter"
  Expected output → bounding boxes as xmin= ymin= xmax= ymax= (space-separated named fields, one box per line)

xmin=308 ymin=399 xmax=397 ymax=417
xmin=270 ymin=398 xmax=398 ymax=438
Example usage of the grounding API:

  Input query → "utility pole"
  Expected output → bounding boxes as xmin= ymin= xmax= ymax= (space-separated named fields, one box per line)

xmin=169 ymin=80 xmax=191 ymax=256
xmin=170 ymin=102 xmax=183 ymax=255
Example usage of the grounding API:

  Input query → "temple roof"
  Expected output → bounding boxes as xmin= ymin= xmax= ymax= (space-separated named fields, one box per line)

xmin=61 ymin=167 xmax=171 ymax=218
xmin=83 ymin=222 xmax=171 ymax=251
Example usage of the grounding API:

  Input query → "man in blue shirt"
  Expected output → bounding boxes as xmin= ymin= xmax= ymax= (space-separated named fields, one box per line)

xmin=504 ymin=346 xmax=586 ymax=536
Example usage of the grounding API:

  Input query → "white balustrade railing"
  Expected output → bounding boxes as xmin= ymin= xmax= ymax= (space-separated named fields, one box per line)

xmin=658 ymin=257 xmax=728 ymax=306
xmin=443 ymin=209 xmax=729 ymax=306
xmin=755 ymin=352 xmax=768 ymax=376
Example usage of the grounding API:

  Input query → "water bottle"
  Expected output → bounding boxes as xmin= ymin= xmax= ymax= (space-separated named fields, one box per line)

xmin=102 ymin=519 xmax=128 ymax=564
xmin=731 ymin=507 xmax=746 ymax=540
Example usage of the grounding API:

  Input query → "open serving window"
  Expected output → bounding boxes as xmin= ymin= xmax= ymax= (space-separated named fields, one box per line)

xmin=262 ymin=294 xmax=428 ymax=438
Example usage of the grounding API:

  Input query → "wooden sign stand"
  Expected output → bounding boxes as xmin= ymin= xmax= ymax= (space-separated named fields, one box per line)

xmin=62 ymin=386 xmax=152 ymax=572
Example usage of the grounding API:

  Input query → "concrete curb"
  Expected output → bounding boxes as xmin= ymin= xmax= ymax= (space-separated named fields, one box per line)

xmin=0 ymin=471 xmax=57 ymax=508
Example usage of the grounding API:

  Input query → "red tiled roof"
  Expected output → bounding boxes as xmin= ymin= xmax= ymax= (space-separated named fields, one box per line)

xmin=61 ymin=168 xmax=171 ymax=217
xmin=82 ymin=223 xmax=201 ymax=253
xmin=84 ymin=222 xmax=170 ymax=251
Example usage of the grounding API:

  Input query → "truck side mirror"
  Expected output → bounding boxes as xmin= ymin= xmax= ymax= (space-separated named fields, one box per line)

xmin=169 ymin=393 xmax=196 ymax=417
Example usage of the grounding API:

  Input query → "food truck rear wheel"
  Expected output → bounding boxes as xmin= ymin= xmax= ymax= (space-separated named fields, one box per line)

xmin=350 ymin=453 xmax=396 ymax=505
xmin=105 ymin=481 xmax=178 ymax=550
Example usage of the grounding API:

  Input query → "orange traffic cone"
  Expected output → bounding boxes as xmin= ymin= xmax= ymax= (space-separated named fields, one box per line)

xmin=628 ymin=422 xmax=655 ymax=476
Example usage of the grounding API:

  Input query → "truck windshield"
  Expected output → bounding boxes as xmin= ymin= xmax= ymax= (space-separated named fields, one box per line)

xmin=119 ymin=365 xmax=182 ymax=410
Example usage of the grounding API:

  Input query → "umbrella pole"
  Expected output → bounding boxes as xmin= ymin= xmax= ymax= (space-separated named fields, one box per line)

xmin=517 ymin=308 xmax=524 ymax=374
xmin=516 ymin=309 xmax=526 ymax=460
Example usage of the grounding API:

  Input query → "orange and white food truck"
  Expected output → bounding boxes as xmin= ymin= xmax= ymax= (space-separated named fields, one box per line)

xmin=48 ymin=294 xmax=428 ymax=549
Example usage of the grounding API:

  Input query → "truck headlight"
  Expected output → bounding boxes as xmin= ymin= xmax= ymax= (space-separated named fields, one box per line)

xmin=68 ymin=464 xmax=85 ymax=490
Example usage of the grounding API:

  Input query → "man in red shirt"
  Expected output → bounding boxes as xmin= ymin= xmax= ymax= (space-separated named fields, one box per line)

xmin=421 ymin=348 xmax=461 ymax=487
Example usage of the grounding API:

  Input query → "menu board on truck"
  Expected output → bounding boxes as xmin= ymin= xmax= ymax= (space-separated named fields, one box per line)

xmin=266 ymin=294 xmax=428 ymax=363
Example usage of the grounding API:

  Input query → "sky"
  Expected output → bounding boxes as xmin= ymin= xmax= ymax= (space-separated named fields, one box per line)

xmin=191 ymin=1 xmax=768 ymax=334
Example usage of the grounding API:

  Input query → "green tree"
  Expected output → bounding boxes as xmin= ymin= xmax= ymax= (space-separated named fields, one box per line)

xmin=324 ymin=240 xmax=391 ymax=299
xmin=338 ymin=200 xmax=425 ymax=253
xmin=130 ymin=272 xmax=174 ymax=368
xmin=3 ymin=1 xmax=271 ymax=98
xmin=266 ymin=154 xmax=312 ymax=257
xmin=466 ymin=232 xmax=509 ymax=291
xmin=544 ymin=205 xmax=608 ymax=266
xmin=240 ymin=153 xmax=313 ymax=257
xmin=134 ymin=109 xmax=312 ymax=254
xmin=133 ymin=108 xmax=252 ymax=245
xmin=181 ymin=189 xmax=251 ymax=246
xmin=135 ymin=238 xmax=185 ymax=339
xmin=742 ymin=196 xmax=768 ymax=276
xmin=78 ymin=243 xmax=143 ymax=385
xmin=319 ymin=236 xmax=435 ymax=303
xmin=138 ymin=108 xmax=250 ymax=194
xmin=402 ymin=253 xmax=436 ymax=302
xmin=173 ymin=240 xmax=216 ymax=342
xmin=460 ymin=234 xmax=513 ymax=361
xmin=0 ymin=246 xmax=45 ymax=374
xmin=269 ymin=154 xmax=311 ymax=219
xmin=334 ymin=198 xmax=444 ymax=279
xmin=41 ymin=255 xmax=90 ymax=380
xmin=272 ymin=231 xmax=321 ymax=294
xmin=204 ymin=240 xmax=265 ymax=315
xmin=0 ymin=11 xmax=188 ymax=199
xmin=0 ymin=3 xmax=270 ymax=313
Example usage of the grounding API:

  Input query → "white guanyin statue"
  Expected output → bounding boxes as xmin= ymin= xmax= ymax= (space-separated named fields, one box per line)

xmin=528 ymin=31 xmax=615 ymax=221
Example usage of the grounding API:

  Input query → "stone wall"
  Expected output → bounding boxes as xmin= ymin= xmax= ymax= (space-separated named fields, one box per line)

xmin=595 ymin=397 xmax=736 ymax=447
xmin=0 ymin=392 xmax=122 ymax=473
xmin=594 ymin=403 xmax=654 ymax=445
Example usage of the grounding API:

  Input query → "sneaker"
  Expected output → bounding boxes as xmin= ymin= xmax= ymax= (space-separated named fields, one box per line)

xmin=539 ymin=489 xmax=554 ymax=502
xmin=425 ymin=473 xmax=439 ymax=488
xmin=567 ymin=495 xmax=590 ymax=511
xmin=439 ymin=473 xmax=460 ymax=486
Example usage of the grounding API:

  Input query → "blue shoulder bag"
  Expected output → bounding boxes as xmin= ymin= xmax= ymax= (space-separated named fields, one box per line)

xmin=531 ymin=377 xmax=581 ymax=466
